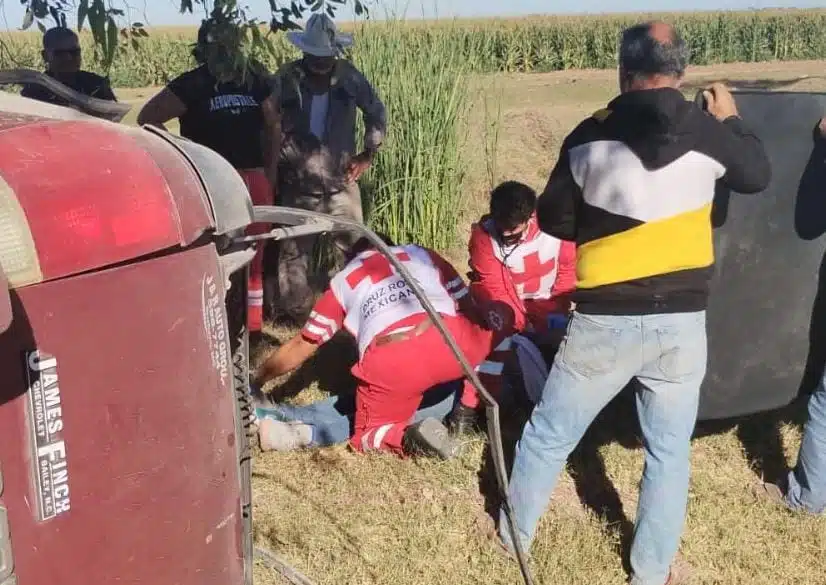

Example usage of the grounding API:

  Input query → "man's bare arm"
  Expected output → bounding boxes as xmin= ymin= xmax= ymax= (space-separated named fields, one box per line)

xmin=137 ymin=88 xmax=186 ymax=130
xmin=253 ymin=288 xmax=345 ymax=387
xmin=253 ymin=334 xmax=319 ymax=386
xmin=261 ymin=93 xmax=281 ymax=191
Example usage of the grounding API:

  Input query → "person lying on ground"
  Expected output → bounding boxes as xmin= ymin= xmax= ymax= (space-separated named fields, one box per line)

xmin=136 ymin=18 xmax=279 ymax=346
xmin=447 ymin=180 xmax=577 ymax=434
xmin=21 ymin=27 xmax=117 ymax=105
xmin=251 ymin=233 xmax=514 ymax=459
xmin=250 ymin=379 xmax=462 ymax=451
xmin=495 ymin=21 xmax=770 ymax=585
xmin=250 ymin=338 xmax=553 ymax=450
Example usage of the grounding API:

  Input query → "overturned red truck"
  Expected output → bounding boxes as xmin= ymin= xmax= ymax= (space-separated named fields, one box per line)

xmin=0 ymin=71 xmax=531 ymax=585
xmin=0 ymin=69 xmax=825 ymax=585
xmin=0 ymin=73 xmax=259 ymax=585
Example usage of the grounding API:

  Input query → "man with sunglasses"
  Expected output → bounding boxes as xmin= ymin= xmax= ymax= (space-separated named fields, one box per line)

xmin=446 ymin=180 xmax=576 ymax=434
xmin=21 ymin=27 xmax=117 ymax=106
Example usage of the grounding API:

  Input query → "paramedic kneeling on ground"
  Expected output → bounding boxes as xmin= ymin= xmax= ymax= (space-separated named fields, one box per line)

xmin=252 ymin=235 xmax=514 ymax=459
xmin=496 ymin=21 xmax=770 ymax=585
xmin=448 ymin=180 xmax=576 ymax=433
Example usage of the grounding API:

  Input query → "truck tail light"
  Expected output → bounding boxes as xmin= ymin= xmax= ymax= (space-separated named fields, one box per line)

xmin=0 ymin=120 xmax=185 ymax=285
xmin=0 ymin=175 xmax=41 ymax=288
xmin=31 ymin=179 xmax=177 ymax=275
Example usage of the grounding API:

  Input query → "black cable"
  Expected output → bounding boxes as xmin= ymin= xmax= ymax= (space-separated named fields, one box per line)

xmin=254 ymin=545 xmax=318 ymax=585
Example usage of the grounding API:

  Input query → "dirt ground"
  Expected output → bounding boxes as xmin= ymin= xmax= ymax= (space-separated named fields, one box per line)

xmin=123 ymin=60 xmax=826 ymax=585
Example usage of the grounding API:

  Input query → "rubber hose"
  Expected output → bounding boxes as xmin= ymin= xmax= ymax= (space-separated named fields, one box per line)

xmin=254 ymin=545 xmax=318 ymax=585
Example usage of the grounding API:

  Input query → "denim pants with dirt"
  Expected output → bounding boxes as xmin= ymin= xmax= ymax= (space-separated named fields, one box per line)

xmin=255 ymin=381 xmax=461 ymax=448
xmin=498 ymin=311 xmax=707 ymax=585
xmin=274 ymin=181 xmax=363 ymax=321
xmin=784 ymin=369 xmax=826 ymax=514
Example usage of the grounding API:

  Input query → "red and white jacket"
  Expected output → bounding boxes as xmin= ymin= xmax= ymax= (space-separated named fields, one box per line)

xmin=301 ymin=244 xmax=468 ymax=356
xmin=468 ymin=212 xmax=576 ymax=334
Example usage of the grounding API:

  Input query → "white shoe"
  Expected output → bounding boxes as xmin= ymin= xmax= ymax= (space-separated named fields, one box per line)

xmin=259 ymin=418 xmax=314 ymax=451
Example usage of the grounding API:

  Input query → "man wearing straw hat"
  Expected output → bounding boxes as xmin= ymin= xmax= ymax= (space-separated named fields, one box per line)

xmin=267 ymin=13 xmax=387 ymax=324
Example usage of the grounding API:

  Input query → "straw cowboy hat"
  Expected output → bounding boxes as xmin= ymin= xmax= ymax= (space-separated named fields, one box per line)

xmin=287 ymin=13 xmax=354 ymax=57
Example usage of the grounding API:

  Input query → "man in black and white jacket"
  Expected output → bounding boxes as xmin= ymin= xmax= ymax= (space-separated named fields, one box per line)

xmin=495 ymin=21 xmax=770 ymax=585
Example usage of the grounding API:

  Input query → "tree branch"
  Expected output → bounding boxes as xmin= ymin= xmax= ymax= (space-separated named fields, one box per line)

xmin=7 ymin=0 xmax=370 ymax=80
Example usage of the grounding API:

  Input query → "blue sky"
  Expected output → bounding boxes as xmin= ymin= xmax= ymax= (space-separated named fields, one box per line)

xmin=0 ymin=0 xmax=823 ymax=30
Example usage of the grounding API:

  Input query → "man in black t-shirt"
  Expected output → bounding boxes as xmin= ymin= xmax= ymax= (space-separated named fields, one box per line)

xmin=138 ymin=62 xmax=273 ymax=171
xmin=21 ymin=27 xmax=117 ymax=106
xmin=137 ymin=20 xmax=279 ymax=344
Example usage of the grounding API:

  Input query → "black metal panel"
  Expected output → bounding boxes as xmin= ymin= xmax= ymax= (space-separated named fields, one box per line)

xmin=699 ymin=90 xmax=826 ymax=420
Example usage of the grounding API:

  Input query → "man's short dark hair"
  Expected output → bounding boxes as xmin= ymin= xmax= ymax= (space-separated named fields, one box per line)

xmin=346 ymin=232 xmax=396 ymax=261
xmin=489 ymin=181 xmax=537 ymax=231
xmin=619 ymin=22 xmax=689 ymax=82
xmin=43 ymin=27 xmax=78 ymax=50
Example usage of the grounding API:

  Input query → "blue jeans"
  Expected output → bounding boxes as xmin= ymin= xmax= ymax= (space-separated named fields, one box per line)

xmin=255 ymin=380 xmax=462 ymax=447
xmin=498 ymin=311 xmax=707 ymax=585
xmin=784 ymin=371 xmax=826 ymax=514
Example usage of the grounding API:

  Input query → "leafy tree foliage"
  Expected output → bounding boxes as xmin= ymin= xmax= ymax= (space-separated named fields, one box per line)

xmin=13 ymin=0 xmax=369 ymax=77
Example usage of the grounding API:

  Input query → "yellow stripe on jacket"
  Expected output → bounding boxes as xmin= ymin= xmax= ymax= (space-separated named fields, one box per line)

xmin=576 ymin=203 xmax=714 ymax=290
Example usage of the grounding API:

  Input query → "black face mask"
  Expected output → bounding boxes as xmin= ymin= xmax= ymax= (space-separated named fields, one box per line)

xmin=498 ymin=227 xmax=525 ymax=247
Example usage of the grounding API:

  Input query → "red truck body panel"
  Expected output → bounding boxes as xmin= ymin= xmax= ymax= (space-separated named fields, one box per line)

xmin=0 ymin=107 xmax=248 ymax=585
xmin=0 ymin=116 xmax=216 ymax=285
xmin=0 ymin=245 xmax=244 ymax=584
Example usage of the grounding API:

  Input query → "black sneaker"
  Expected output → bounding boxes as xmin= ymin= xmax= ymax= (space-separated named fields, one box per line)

xmin=446 ymin=403 xmax=480 ymax=436
xmin=403 ymin=417 xmax=460 ymax=460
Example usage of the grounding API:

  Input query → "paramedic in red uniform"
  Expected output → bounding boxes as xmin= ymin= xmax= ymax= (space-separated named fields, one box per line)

xmin=252 ymin=234 xmax=514 ymax=458
xmin=448 ymin=180 xmax=576 ymax=433
xmin=136 ymin=19 xmax=278 ymax=345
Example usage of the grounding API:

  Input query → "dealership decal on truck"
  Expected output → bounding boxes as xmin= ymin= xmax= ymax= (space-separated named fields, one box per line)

xmin=24 ymin=350 xmax=71 ymax=522
xmin=201 ymin=274 xmax=230 ymax=388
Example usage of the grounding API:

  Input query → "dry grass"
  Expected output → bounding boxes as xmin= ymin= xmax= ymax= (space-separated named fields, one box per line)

xmin=115 ymin=61 xmax=826 ymax=584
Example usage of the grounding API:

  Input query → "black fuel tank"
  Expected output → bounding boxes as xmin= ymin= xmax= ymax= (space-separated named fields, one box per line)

xmin=699 ymin=90 xmax=826 ymax=420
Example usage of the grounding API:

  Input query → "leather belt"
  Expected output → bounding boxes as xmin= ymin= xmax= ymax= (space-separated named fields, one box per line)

xmin=373 ymin=319 xmax=432 ymax=347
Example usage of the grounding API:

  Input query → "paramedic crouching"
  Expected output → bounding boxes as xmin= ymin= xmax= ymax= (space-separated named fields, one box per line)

xmin=251 ymin=234 xmax=514 ymax=459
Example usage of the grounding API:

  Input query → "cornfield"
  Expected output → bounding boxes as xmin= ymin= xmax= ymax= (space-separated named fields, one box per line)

xmin=1 ymin=10 xmax=825 ymax=87
xmin=2 ymin=9 xmax=824 ymax=248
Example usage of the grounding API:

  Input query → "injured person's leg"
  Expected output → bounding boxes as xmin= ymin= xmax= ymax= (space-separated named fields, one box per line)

xmin=255 ymin=380 xmax=461 ymax=452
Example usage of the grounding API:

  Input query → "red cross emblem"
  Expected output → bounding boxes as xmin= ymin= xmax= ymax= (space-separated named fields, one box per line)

xmin=346 ymin=251 xmax=411 ymax=288
xmin=511 ymin=252 xmax=556 ymax=295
